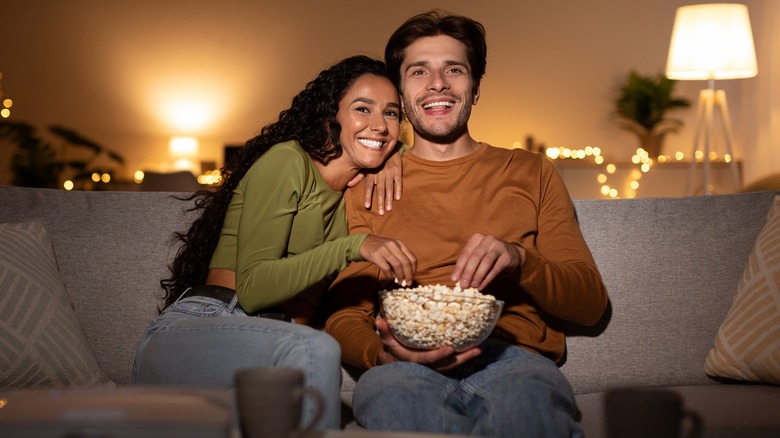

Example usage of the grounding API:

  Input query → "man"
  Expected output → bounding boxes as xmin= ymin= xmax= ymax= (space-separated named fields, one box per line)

xmin=326 ymin=10 xmax=608 ymax=437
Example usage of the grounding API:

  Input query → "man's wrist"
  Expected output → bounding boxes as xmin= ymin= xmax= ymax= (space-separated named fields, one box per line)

xmin=376 ymin=349 xmax=395 ymax=366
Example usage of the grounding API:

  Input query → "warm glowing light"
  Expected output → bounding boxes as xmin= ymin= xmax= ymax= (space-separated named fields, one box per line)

xmin=709 ymin=151 xmax=719 ymax=160
xmin=512 ymin=141 xmax=523 ymax=149
xmin=2 ymin=99 xmax=11 ymax=108
xmin=724 ymin=154 xmax=732 ymax=163
xmin=576 ymin=149 xmax=586 ymax=159
xmin=169 ymin=136 xmax=199 ymax=157
xmin=101 ymin=173 xmax=111 ymax=183
xmin=601 ymin=185 xmax=611 ymax=195
xmin=609 ymin=189 xmax=618 ymax=198
xmin=91 ymin=172 xmax=101 ymax=182
xmin=695 ymin=150 xmax=704 ymax=160
xmin=606 ymin=164 xmax=616 ymax=174
xmin=173 ymin=158 xmax=197 ymax=172
xmin=585 ymin=146 xmax=593 ymax=155
xmin=546 ymin=148 xmax=560 ymax=159
xmin=597 ymin=174 xmax=607 ymax=184
xmin=631 ymin=155 xmax=641 ymax=164
xmin=657 ymin=155 xmax=668 ymax=163
xmin=197 ymin=169 xmax=222 ymax=185
xmin=134 ymin=170 xmax=145 ymax=183
xmin=630 ymin=180 xmax=640 ymax=190
xmin=0 ymin=108 xmax=9 ymax=118
xmin=63 ymin=180 xmax=74 ymax=191
xmin=562 ymin=148 xmax=572 ymax=158
xmin=631 ymin=170 xmax=643 ymax=180
xmin=594 ymin=156 xmax=604 ymax=164
xmin=666 ymin=3 xmax=758 ymax=81
xmin=675 ymin=151 xmax=685 ymax=161
xmin=641 ymin=163 xmax=651 ymax=173
xmin=149 ymin=76 xmax=226 ymax=133
xmin=592 ymin=147 xmax=602 ymax=156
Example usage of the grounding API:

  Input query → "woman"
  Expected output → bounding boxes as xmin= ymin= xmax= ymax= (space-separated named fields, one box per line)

xmin=133 ymin=55 xmax=417 ymax=430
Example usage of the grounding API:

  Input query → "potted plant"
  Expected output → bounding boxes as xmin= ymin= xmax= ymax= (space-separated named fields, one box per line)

xmin=0 ymin=120 xmax=124 ymax=189
xmin=613 ymin=70 xmax=691 ymax=157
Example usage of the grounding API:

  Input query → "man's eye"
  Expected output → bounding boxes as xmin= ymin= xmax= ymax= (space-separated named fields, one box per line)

xmin=411 ymin=69 xmax=425 ymax=76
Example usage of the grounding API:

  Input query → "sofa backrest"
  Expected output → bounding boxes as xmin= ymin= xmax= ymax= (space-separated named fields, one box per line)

xmin=563 ymin=191 xmax=778 ymax=394
xmin=2 ymin=186 xmax=777 ymax=391
xmin=0 ymin=186 xmax=198 ymax=384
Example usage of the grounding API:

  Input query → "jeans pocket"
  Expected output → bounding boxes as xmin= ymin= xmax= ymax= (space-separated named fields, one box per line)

xmin=163 ymin=297 xmax=230 ymax=318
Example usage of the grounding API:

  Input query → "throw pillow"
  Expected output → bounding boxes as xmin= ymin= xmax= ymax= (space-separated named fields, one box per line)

xmin=705 ymin=196 xmax=780 ymax=384
xmin=0 ymin=221 xmax=110 ymax=388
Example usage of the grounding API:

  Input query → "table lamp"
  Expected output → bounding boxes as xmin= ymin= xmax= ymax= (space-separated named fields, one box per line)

xmin=666 ymin=3 xmax=758 ymax=195
xmin=169 ymin=136 xmax=200 ymax=174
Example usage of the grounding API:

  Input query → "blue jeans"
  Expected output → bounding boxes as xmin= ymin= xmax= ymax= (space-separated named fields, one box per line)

xmin=133 ymin=294 xmax=342 ymax=430
xmin=353 ymin=339 xmax=582 ymax=437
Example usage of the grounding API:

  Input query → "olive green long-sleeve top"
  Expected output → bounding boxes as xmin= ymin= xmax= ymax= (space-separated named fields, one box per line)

xmin=326 ymin=143 xmax=608 ymax=368
xmin=209 ymin=140 xmax=366 ymax=313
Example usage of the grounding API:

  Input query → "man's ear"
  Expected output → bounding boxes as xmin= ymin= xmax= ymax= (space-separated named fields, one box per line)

xmin=473 ymin=85 xmax=481 ymax=105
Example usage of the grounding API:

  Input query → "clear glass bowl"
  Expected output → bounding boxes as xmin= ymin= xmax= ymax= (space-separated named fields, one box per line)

xmin=379 ymin=289 xmax=504 ymax=351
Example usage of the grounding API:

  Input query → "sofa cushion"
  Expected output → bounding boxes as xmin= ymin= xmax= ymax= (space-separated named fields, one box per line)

xmin=705 ymin=195 xmax=780 ymax=385
xmin=0 ymin=221 xmax=110 ymax=388
xmin=0 ymin=186 xmax=196 ymax=384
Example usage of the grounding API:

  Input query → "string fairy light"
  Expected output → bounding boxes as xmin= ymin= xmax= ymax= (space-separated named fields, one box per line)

xmin=0 ymin=72 xmax=12 ymax=119
xmin=543 ymin=145 xmax=662 ymax=198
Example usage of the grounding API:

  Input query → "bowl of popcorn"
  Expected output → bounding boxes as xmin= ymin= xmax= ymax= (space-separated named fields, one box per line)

xmin=379 ymin=284 xmax=504 ymax=351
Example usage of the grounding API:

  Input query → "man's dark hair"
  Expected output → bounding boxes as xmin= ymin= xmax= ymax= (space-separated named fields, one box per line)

xmin=385 ymin=10 xmax=487 ymax=89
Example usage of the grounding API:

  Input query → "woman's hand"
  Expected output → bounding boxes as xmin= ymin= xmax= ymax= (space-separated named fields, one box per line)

xmin=347 ymin=150 xmax=402 ymax=215
xmin=375 ymin=318 xmax=481 ymax=372
xmin=359 ymin=235 xmax=416 ymax=286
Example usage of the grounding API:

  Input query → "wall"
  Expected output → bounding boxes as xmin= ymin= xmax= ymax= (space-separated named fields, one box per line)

xmin=1 ymin=0 xmax=777 ymax=196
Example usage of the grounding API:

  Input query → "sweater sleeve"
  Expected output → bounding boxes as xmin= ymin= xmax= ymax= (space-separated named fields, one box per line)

xmin=518 ymin=158 xmax=608 ymax=326
xmin=325 ymin=183 xmax=385 ymax=369
xmin=234 ymin=149 xmax=366 ymax=313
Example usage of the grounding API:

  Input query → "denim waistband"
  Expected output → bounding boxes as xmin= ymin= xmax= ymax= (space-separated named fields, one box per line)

xmin=180 ymin=285 xmax=292 ymax=322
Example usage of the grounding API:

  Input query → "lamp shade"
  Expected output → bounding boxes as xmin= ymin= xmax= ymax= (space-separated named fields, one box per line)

xmin=666 ymin=3 xmax=758 ymax=80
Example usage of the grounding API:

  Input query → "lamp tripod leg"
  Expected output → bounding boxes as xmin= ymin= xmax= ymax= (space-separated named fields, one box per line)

xmin=714 ymin=90 xmax=742 ymax=191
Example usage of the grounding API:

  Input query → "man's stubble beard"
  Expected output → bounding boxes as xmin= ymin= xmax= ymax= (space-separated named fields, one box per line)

xmin=403 ymin=95 xmax=474 ymax=144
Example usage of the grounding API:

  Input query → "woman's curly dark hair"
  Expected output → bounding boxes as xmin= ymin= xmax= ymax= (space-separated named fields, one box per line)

xmin=161 ymin=55 xmax=394 ymax=308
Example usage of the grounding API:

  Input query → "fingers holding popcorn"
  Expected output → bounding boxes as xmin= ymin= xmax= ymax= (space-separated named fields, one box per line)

xmin=360 ymin=235 xmax=417 ymax=285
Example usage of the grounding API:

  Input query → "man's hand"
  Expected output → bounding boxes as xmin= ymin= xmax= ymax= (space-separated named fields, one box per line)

xmin=359 ymin=235 xmax=416 ymax=286
xmin=375 ymin=318 xmax=481 ymax=372
xmin=347 ymin=151 xmax=403 ymax=216
xmin=451 ymin=233 xmax=526 ymax=290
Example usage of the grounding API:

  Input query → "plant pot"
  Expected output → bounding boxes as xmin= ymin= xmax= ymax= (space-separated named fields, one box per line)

xmin=639 ymin=131 xmax=666 ymax=158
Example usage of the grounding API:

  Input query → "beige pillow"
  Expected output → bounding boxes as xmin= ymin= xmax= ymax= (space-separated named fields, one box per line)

xmin=705 ymin=196 xmax=780 ymax=384
xmin=0 ymin=221 xmax=110 ymax=388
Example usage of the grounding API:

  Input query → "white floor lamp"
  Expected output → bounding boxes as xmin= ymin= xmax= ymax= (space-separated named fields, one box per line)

xmin=666 ymin=3 xmax=758 ymax=195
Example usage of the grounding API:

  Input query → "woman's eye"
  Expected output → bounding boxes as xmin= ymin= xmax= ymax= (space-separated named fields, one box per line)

xmin=385 ymin=110 xmax=399 ymax=118
xmin=356 ymin=106 xmax=370 ymax=113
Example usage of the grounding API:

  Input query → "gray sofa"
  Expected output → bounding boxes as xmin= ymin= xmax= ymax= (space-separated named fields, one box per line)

xmin=1 ymin=185 xmax=778 ymax=437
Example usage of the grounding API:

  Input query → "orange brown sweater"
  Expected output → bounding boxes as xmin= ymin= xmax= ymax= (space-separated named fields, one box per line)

xmin=325 ymin=143 xmax=608 ymax=369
